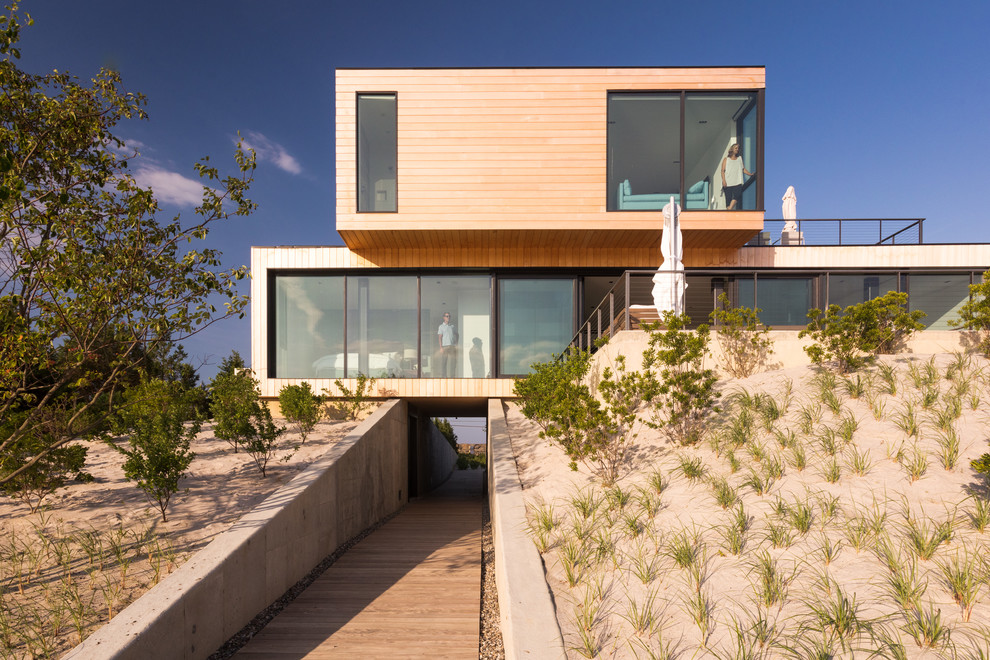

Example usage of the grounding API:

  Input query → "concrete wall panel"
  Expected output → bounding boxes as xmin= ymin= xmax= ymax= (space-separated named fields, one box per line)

xmin=65 ymin=399 xmax=409 ymax=660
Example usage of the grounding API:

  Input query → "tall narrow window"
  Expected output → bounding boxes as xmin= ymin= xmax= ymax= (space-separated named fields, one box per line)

xmin=357 ymin=93 xmax=397 ymax=212
xmin=685 ymin=93 xmax=758 ymax=210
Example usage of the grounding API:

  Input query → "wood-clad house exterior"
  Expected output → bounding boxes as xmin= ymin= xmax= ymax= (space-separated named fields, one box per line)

xmin=251 ymin=67 xmax=988 ymax=406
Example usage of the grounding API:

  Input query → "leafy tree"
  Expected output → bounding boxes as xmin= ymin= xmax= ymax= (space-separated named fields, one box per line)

xmin=951 ymin=270 xmax=990 ymax=356
xmin=0 ymin=5 xmax=255 ymax=489
xmin=209 ymin=368 xmax=286 ymax=475
xmin=433 ymin=417 xmax=458 ymax=452
xmin=327 ymin=374 xmax=377 ymax=421
xmin=709 ymin=293 xmax=775 ymax=378
xmin=216 ymin=350 xmax=247 ymax=379
xmin=210 ymin=370 xmax=258 ymax=453
xmin=641 ymin=312 xmax=720 ymax=445
xmin=799 ymin=292 xmax=926 ymax=373
xmin=279 ymin=382 xmax=324 ymax=444
xmin=107 ymin=378 xmax=199 ymax=522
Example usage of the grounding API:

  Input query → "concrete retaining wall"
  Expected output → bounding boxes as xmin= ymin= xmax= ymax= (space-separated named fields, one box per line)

xmin=487 ymin=399 xmax=566 ymax=659
xmin=66 ymin=399 xmax=410 ymax=660
xmin=425 ymin=419 xmax=458 ymax=491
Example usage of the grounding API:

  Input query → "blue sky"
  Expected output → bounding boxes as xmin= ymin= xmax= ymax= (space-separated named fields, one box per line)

xmin=15 ymin=0 xmax=990 ymax=381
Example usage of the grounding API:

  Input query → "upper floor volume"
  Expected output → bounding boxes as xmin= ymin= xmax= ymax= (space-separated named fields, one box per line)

xmin=335 ymin=67 xmax=766 ymax=254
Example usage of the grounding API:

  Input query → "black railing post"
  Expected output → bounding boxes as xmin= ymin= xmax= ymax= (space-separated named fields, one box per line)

xmin=596 ymin=308 xmax=601 ymax=344
xmin=609 ymin=291 xmax=614 ymax=337
xmin=624 ymin=273 xmax=631 ymax=331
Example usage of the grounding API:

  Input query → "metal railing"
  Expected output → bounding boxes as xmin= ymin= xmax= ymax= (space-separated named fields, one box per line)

xmin=755 ymin=218 xmax=923 ymax=246
xmin=569 ymin=271 xmax=657 ymax=353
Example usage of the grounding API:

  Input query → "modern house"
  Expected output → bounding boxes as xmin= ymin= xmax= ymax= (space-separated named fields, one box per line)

xmin=250 ymin=67 xmax=988 ymax=414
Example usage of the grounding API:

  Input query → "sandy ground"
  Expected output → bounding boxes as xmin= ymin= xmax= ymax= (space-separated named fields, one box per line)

xmin=510 ymin=354 xmax=990 ymax=659
xmin=0 ymin=418 xmax=359 ymax=658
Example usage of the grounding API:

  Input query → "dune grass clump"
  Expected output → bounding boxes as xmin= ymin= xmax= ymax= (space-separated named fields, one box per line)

xmin=0 ymin=513 xmax=179 ymax=658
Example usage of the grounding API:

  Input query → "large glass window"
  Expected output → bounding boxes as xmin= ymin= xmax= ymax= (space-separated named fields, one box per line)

xmin=346 ymin=275 xmax=417 ymax=377
xmin=608 ymin=94 xmax=680 ymax=211
xmin=743 ymin=277 xmax=815 ymax=327
xmin=275 ymin=275 xmax=344 ymax=378
xmin=499 ymin=279 xmax=575 ymax=376
xmin=828 ymin=273 xmax=898 ymax=308
xmin=686 ymin=93 xmax=758 ymax=210
xmin=608 ymin=91 xmax=761 ymax=211
xmin=907 ymin=274 xmax=971 ymax=330
xmin=357 ymin=93 xmax=397 ymax=212
xmin=421 ymin=276 xmax=492 ymax=378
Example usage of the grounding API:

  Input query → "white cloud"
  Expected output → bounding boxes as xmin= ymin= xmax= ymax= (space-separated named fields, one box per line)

xmin=240 ymin=131 xmax=302 ymax=175
xmin=133 ymin=165 xmax=204 ymax=207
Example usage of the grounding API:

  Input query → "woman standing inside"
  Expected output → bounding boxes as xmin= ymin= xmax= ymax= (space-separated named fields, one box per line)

xmin=721 ymin=143 xmax=755 ymax=210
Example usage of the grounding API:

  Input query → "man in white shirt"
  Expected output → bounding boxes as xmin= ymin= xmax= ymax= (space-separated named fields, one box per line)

xmin=437 ymin=312 xmax=456 ymax=378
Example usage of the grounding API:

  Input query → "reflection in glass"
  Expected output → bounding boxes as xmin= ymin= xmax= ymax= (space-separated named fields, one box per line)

xmin=751 ymin=277 xmax=814 ymax=327
xmin=346 ymin=276 xmax=417 ymax=377
xmin=357 ymin=94 xmax=397 ymax=212
xmin=908 ymin=274 xmax=971 ymax=330
xmin=275 ymin=276 xmax=344 ymax=378
xmin=499 ymin=279 xmax=575 ymax=375
xmin=828 ymin=274 xmax=898 ymax=308
xmin=421 ymin=276 xmax=492 ymax=378
xmin=607 ymin=94 xmax=680 ymax=211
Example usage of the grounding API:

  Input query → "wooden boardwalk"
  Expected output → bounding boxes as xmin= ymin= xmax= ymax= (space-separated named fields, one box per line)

xmin=235 ymin=470 xmax=483 ymax=659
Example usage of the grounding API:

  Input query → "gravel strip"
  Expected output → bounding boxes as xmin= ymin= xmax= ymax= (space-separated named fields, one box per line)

xmin=208 ymin=508 xmax=402 ymax=659
xmin=480 ymin=492 xmax=505 ymax=659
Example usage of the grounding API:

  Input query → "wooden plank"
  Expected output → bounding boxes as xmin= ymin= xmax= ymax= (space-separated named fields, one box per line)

xmin=235 ymin=475 xmax=482 ymax=659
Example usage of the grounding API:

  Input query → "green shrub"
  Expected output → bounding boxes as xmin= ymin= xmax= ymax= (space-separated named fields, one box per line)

xmin=641 ymin=312 xmax=720 ymax=445
xmin=709 ymin=293 xmax=774 ymax=378
xmin=242 ymin=404 xmax=286 ymax=477
xmin=278 ymin=382 xmax=324 ymax=444
xmin=799 ymin=292 xmax=926 ymax=373
xmin=327 ymin=374 xmax=377 ymax=421
xmin=209 ymin=369 xmax=259 ymax=453
xmin=952 ymin=270 xmax=990 ymax=355
xmin=514 ymin=345 xmax=642 ymax=485
xmin=108 ymin=378 xmax=200 ymax=521
xmin=0 ymin=409 xmax=89 ymax=512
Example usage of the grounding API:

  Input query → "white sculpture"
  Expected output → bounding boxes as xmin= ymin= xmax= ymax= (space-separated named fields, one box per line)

xmin=782 ymin=185 xmax=798 ymax=232
xmin=652 ymin=197 xmax=686 ymax=313
xmin=781 ymin=186 xmax=803 ymax=245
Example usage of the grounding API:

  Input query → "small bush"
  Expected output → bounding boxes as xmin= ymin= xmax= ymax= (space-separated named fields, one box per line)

xmin=326 ymin=374 xmax=377 ymax=421
xmin=800 ymin=292 xmax=926 ymax=373
xmin=210 ymin=369 xmax=259 ymax=453
xmin=278 ymin=382 xmax=324 ymax=444
xmin=952 ymin=270 xmax=990 ymax=356
xmin=108 ymin=378 xmax=200 ymax=521
xmin=709 ymin=293 xmax=774 ymax=378
xmin=641 ymin=312 xmax=720 ymax=445
xmin=514 ymin=344 xmax=644 ymax=485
